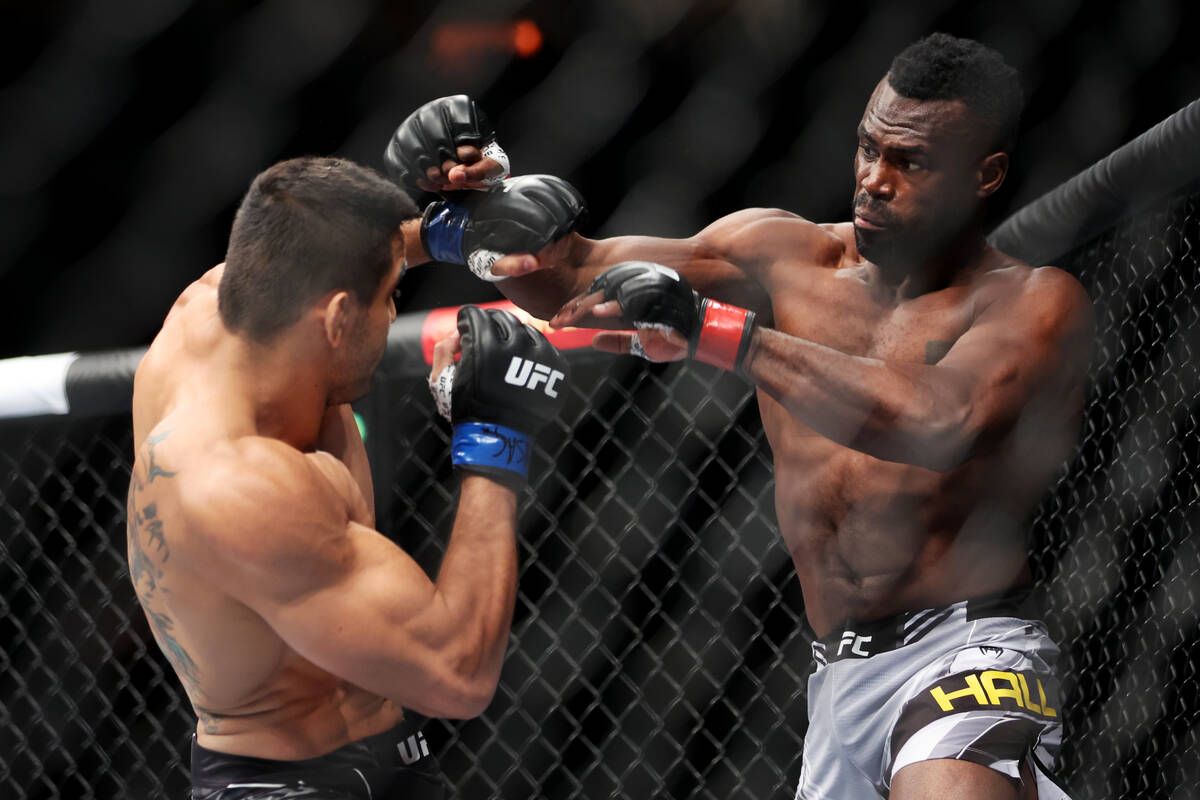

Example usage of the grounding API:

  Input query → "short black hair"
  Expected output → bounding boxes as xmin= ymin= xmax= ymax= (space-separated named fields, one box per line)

xmin=219 ymin=157 xmax=418 ymax=341
xmin=887 ymin=33 xmax=1024 ymax=154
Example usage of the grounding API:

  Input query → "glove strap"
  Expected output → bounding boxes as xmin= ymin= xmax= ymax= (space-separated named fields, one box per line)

xmin=452 ymin=421 xmax=531 ymax=484
xmin=694 ymin=299 xmax=756 ymax=372
xmin=421 ymin=201 xmax=470 ymax=264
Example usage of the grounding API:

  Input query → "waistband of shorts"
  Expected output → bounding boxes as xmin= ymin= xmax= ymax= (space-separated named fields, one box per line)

xmin=191 ymin=722 xmax=416 ymax=785
xmin=811 ymin=585 xmax=1038 ymax=666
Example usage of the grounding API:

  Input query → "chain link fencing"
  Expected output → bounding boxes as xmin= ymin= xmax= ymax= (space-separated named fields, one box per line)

xmin=3 ymin=183 xmax=1198 ymax=799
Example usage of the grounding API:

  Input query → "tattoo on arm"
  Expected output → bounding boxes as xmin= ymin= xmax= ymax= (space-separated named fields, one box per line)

xmin=925 ymin=340 xmax=953 ymax=365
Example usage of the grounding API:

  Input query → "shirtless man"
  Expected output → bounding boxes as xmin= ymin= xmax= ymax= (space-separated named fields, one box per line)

xmin=127 ymin=156 xmax=568 ymax=798
xmin=384 ymin=33 xmax=1092 ymax=799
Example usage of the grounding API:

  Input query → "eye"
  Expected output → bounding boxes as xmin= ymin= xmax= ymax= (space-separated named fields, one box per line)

xmin=859 ymin=142 xmax=879 ymax=160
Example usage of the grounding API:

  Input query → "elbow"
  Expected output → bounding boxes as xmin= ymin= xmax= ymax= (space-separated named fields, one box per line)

xmin=421 ymin=645 xmax=502 ymax=719
xmin=912 ymin=400 xmax=978 ymax=472
xmin=856 ymin=393 xmax=977 ymax=471
xmin=446 ymin=683 xmax=498 ymax=720
xmin=426 ymin=672 xmax=498 ymax=720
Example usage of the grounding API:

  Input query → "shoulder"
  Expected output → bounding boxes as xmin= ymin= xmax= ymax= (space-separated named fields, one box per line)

xmin=177 ymin=437 xmax=358 ymax=574
xmin=978 ymin=262 xmax=1092 ymax=319
xmin=971 ymin=263 xmax=1094 ymax=354
xmin=165 ymin=265 xmax=223 ymax=317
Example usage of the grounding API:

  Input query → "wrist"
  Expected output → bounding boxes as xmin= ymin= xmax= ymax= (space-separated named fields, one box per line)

xmin=459 ymin=472 xmax=520 ymax=502
xmin=692 ymin=298 xmax=756 ymax=372
xmin=399 ymin=217 xmax=430 ymax=266
xmin=451 ymin=420 xmax=531 ymax=489
xmin=421 ymin=201 xmax=470 ymax=264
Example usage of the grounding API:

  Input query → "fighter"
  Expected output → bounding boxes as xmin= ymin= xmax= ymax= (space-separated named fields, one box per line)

xmin=126 ymin=156 xmax=569 ymax=799
xmin=384 ymin=33 xmax=1091 ymax=800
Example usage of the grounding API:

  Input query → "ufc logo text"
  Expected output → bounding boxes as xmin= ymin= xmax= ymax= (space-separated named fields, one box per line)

xmin=504 ymin=357 xmax=564 ymax=397
xmin=837 ymin=631 xmax=873 ymax=657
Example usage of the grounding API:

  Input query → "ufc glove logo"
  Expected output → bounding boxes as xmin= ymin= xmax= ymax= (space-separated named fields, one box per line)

xmin=504 ymin=357 xmax=565 ymax=397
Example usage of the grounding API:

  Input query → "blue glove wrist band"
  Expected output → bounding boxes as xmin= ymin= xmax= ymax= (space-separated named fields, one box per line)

xmin=452 ymin=421 xmax=531 ymax=479
xmin=423 ymin=202 xmax=470 ymax=264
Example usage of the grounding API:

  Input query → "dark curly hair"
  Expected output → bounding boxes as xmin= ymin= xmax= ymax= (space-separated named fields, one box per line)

xmin=887 ymin=33 xmax=1024 ymax=154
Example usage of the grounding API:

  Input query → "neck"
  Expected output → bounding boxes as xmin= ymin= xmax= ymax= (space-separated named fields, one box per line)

xmin=872 ymin=219 xmax=989 ymax=300
xmin=223 ymin=332 xmax=331 ymax=450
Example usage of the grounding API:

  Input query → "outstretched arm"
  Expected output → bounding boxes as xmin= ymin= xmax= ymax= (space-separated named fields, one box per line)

xmin=383 ymin=96 xmax=814 ymax=322
xmin=491 ymin=208 xmax=836 ymax=324
xmin=743 ymin=267 xmax=1093 ymax=471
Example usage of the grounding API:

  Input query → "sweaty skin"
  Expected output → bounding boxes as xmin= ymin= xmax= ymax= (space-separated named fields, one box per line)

xmin=128 ymin=223 xmax=519 ymax=760
xmin=392 ymin=78 xmax=1092 ymax=800
xmin=440 ymin=80 xmax=1094 ymax=640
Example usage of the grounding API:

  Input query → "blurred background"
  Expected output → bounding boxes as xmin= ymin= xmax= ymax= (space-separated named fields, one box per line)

xmin=1 ymin=0 xmax=1197 ymax=359
xmin=3 ymin=3 xmax=1199 ymax=799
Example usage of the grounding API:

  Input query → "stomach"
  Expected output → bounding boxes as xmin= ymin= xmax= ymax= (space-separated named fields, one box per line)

xmin=770 ymin=439 xmax=1032 ymax=637
xmin=191 ymin=646 xmax=403 ymax=759
xmin=152 ymin=578 xmax=400 ymax=759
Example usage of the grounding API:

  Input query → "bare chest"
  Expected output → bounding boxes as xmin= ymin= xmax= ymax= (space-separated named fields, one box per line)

xmin=772 ymin=268 xmax=976 ymax=362
xmin=756 ymin=269 xmax=979 ymax=523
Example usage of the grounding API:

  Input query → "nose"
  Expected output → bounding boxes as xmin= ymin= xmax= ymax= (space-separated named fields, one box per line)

xmin=858 ymin=159 xmax=893 ymax=201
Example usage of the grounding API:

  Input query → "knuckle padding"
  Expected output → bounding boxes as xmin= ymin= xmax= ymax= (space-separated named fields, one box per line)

xmin=469 ymin=176 xmax=584 ymax=253
xmin=387 ymin=95 xmax=496 ymax=189
xmin=491 ymin=309 xmax=520 ymax=340
xmin=594 ymin=264 xmax=698 ymax=336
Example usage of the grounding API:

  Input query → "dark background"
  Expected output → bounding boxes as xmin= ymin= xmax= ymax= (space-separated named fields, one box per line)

xmin=1 ymin=0 xmax=1197 ymax=361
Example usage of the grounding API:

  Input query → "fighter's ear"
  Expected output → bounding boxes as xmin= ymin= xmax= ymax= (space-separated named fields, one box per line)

xmin=323 ymin=291 xmax=352 ymax=348
xmin=977 ymin=152 xmax=1008 ymax=198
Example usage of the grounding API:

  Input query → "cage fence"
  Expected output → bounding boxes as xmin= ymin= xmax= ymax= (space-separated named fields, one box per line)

xmin=2 ymin=188 xmax=1199 ymax=800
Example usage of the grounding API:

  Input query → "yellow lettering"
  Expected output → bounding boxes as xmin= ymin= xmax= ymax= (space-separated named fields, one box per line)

xmin=1037 ymin=678 xmax=1058 ymax=718
xmin=931 ymin=674 xmax=988 ymax=711
xmin=981 ymin=671 xmax=1024 ymax=707
xmin=1017 ymin=673 xmax=1042 ymax=714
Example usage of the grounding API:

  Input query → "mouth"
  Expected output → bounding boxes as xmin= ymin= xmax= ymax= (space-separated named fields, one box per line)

xmin=853 ymin=211 xmax=888 ymax=231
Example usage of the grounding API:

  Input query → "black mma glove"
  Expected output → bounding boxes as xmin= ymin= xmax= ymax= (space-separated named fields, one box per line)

xmin=384 ymin=94 xmax=510 ymax=197
xmin=430 ymin=306 xmax=568 ymax=489
xmin=420 ymin=175 xmax=586 ymax=281
xmin=589 ymin=261 xmax=757 ymax=372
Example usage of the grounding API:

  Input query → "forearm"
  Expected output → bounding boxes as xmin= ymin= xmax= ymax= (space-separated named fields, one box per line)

xmin=744 ymin=327 xmax=973 ymax=470
xmin=501 ymin=233 xmax=767 ymax=321
xmin=431 ymin=474 xmax=519 ymax=703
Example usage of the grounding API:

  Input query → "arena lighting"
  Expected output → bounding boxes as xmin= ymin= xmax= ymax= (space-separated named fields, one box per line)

xmin=431 ymin=19 xmax=543 ymax=65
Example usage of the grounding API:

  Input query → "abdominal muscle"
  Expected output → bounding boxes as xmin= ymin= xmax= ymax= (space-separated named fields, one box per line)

xmin=768 ymin=425 xmax=1032 ymax=639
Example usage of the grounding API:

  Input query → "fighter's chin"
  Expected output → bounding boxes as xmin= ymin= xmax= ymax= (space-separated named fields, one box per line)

xmin=328 ymin=375 xmax=374 ymax=407
xmin=854 ymin=226 xmax=919 ymax=269
xmin=853 ymin=226 xmax=888 ymax=263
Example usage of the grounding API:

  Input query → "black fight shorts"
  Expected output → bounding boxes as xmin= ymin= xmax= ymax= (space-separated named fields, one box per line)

xmin=190 ymin=719 xmax=445 ymax=800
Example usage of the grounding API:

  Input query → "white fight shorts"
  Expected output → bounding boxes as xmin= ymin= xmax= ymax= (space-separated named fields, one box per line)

xmin=797 ymin=588 xmax=1072 ymax=799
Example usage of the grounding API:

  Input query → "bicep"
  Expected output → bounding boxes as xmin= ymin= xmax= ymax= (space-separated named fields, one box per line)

xmin=184 ymin=443 xmax=471 ymax=713
xmin=232 ymin=521 xmax=473 ymax=714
